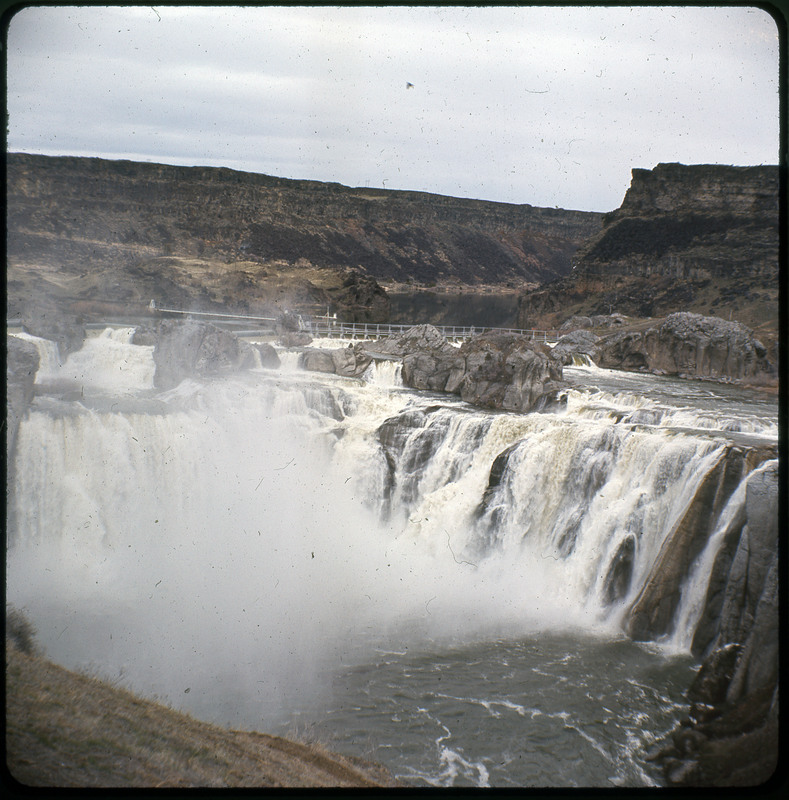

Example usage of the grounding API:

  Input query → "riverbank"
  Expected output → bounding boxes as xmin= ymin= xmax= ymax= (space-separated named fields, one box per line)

xmin=5 ymin=633 xmax=397 ymax=789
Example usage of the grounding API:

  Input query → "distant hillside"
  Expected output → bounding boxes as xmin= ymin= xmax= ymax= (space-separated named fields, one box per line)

xmin=6 ymin=153 xmax=602 ymax=325
xmin=518 ymin=163 xmax=779 ymax=341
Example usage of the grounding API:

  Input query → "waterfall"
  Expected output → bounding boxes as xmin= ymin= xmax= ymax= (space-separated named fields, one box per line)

xmin=12 ymin=331 xmax=63 ymax=373
xmin=6 ymin=328 xmax=777 ymax=730
xmin=12 ymin=327 xmax=155 ymax=393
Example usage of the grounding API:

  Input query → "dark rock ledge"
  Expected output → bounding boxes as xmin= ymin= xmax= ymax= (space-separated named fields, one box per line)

xmin=644 ymin=461 xmax=780 ymax=787
xmin=298 ymin=324 xmax=567 ymax=414
xmin=553 ymin=312 xmax=775 ymax=386
xmin=152 ymin=319 xmax=280 ymax=389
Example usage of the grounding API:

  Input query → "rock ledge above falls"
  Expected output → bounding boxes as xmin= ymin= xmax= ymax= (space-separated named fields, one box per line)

xmin=553 ymin=312 xmax=775 ymax=385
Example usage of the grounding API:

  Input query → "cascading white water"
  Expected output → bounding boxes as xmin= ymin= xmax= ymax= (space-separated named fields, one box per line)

xmin=666 ymin=457 xmax=777 ymax=652
xmin=6 ymin=329 xmax=778 ymax=783
xmin=13 ymin=330 xmax=63 ymax=373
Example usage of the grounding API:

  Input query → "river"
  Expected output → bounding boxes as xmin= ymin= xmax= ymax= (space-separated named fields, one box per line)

xmin=6 ymin=327 xmax=778 ymax=787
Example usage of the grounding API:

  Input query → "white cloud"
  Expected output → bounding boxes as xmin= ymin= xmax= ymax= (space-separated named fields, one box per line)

xmin=6 ymin=5 xmax=779 ymax=211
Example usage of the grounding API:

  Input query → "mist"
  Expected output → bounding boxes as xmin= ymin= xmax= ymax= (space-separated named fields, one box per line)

xmin=7 ymin=335 xmax=601 ymax=731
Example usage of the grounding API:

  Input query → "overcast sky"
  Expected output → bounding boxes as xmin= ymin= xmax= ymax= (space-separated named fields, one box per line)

xmin=5 ymin=4 xmax=781 ymax=211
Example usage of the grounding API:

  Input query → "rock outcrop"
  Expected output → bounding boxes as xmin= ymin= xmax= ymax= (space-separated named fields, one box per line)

xmin=152 ymin=319 xmax=271 ymax=389
xmin=625 ymin=447 xmax=749 ymax=641
xmin=6 ymin=335 xmax=41 ymax=545
xmin=517 ymin=163 xmax=779 ymax=343
xmin=575 ymin=163 xmax=778 ymax=282
xmin=596 ymin=313 xmax=774 ymax=382
xmin=298 ymin=344 xmax=372 ymax=379
xmin=383 ymin=326 xmax=565 ymax=412
xmin=369 ymin=323 xmax=458 ymax=358
xmin=551 ymin=330 xmax=602 ymax=366
xmin=14 ymin=299 xmax=86 ymax=357
xmin=295 ymin=325 xmax=565 ymax=413
xmin=647 ymin=459 xmax=779 ymax=786
xmin=551 ymin=312 xmax=775 ymax=385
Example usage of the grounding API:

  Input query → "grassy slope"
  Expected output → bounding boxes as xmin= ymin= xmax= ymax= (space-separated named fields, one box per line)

xmin=5 ymin=641 xmax=397 ymax=788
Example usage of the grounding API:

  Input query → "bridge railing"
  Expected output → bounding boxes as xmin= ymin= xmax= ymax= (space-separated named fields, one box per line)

xmin=307 ymin=320 xmax=556 ymax=342
xmin=147 ymin=301 xmax=557 ymax=342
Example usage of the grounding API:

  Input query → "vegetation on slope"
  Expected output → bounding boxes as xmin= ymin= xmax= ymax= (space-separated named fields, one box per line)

xmin=5 ymin=610 xmax=396 ymax=789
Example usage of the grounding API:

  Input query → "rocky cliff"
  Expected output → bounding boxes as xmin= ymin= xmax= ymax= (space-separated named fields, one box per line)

xmin=646 ymin=459 xmax=779 ymax=786
xmin=517 ymin=163 xmax=779 ymax=342
xmin=6 ymin=153 xmax=602 ymax=328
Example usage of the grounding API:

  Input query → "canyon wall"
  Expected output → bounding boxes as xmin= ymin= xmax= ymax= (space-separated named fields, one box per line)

xmin=7 ymin=153 xmax=602 ymax=325
xmin=518 ymin=163 xmax=779 ymax=338
xmin=576 ymin=163 xmax=778 ymax=281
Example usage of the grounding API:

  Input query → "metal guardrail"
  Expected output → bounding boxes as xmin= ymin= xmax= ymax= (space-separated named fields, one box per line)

xmin=8 ymin=302 xmax=558 ymax=341
xmin=306 ymin=321 xmax=556 ymax=342
xmin=139 ymin=301 xmax=558 ymax=342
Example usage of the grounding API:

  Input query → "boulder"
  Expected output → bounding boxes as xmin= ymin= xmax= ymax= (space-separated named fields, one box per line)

xmin=152 ymin=319 xmax=260 ymax=389
xmin=297 ymin=325 xmax=564 ymax=413
xmin=298 ymin=343 xmax=372 ymax=378
xmin=370 ymin=324 xmax=456 ymax=357
xmin=396 ymin=330 xmax=564 ymax=413
xmin=331 ymin=344 xmax=373 ymax=378
xmin=254 ymin=343 xmax=281 ymax=369
xmin=455 ymin=334 xmax=562 ymax=413
xmin=597 ymin=313 xmax=774 ymax=382
xmin=402 ymin=350 xmax=465 ymax=393
xmin=298 ymin=348 xmax=336 ymax=374
xmin=551 ymin=330 xmax=602 ymax=366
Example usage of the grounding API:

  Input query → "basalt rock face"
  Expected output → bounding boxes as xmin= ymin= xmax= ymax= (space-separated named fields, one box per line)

xmin=517 ymin=163 xmax=779 ymax=340
xmin=7 ymin=153 xmax=601 ymax=326
xmin=649 ymin=459 xmax=779 ymax=787
xmin=596 ymin=313 xmax=774 ymax=382
xmin=576 ymin=163 xmax=778 ymax=281
xmin=152 ymin=319 xmax=267 ymax=389
xmin=379 ymin=326 xmax=564 ymax=412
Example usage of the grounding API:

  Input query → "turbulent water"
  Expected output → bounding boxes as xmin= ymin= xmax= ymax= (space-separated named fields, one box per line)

xmin=7 ymin=327 xmax=778 ymax=787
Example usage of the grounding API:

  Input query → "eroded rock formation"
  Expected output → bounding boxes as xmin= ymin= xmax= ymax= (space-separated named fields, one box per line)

xmin=152 ymin=319 xmax=274 ymax=389
xmin=552 ymin=312 xmax=774 ymax=385
xmin=597 ymin=313 xmax=774 ymax=382
xmin=391 ymin=326 xmax=564 ymax=412
xmin=648 ymin=459 xmax=779 ymax=786
xmin=298 ymin=344 xmax=373 ymax=379
xmin=7 ymin=153 xmax=601 ymax=328
xmin=517 ymin=163 xmax=779 ymax=343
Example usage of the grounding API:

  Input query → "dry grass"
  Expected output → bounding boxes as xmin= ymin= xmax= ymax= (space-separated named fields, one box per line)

xmin=6 ymin=639 xmax=397 ymax=788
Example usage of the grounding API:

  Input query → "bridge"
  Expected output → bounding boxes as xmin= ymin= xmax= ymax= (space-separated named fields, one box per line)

xmin=34 ymin=300 xmax=553 ymax=343
xmin=149 ymin=301 xmax=559 ymax=343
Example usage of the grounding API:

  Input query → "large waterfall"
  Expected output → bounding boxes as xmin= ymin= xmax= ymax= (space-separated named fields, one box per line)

xmin=7 ymin=327 xmax=778 ymax=787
